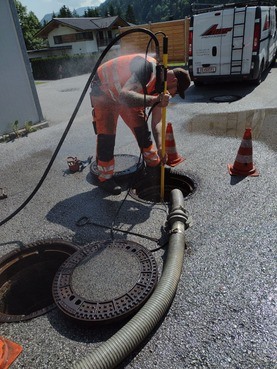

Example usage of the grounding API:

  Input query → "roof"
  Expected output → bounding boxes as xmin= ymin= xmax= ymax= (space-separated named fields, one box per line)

xmin=37 ymin=16 xmax=130 ymax=39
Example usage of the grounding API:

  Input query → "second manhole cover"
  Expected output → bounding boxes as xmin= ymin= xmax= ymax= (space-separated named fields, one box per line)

xmin=52 ymin=240 xmax=158 ymax=325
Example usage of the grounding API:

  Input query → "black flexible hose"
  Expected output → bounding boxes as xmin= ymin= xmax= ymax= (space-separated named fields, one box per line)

xmin=0 ymin=28 xmax=160 ymax=227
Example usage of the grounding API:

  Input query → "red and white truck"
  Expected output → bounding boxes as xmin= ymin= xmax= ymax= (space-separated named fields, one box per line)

xmin=188 ymin=2 xmax=277 ymax=85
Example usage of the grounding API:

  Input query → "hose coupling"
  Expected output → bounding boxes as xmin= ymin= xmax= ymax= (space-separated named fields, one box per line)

xmin=167 ymin=205 xmax=192 ymax=230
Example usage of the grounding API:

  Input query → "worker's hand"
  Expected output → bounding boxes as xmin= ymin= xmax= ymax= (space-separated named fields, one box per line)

xmin=154 ymin=92 xmax=171 ymax=107
xmin=158 ymin=149 xmax=168 ymax=165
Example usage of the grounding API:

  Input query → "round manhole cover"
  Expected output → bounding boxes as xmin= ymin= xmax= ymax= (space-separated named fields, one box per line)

xmin=52 ymin=240 xmax=158 ymax=325
xmin=129 ymin=168 xmax=197 ymax=204
xmin=0 ymin=239 xmax=79 ymax=322
xmin=90 ymin=154 xmax=143 ymax=183
xmin=210 ymin=95 xmax=242 ymax=103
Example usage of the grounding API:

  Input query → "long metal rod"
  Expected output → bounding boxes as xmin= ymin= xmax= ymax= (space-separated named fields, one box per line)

xmin=160 ymin=36 xmax=168 ymax=201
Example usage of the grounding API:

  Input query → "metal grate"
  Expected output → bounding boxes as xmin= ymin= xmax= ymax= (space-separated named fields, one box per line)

xmin=52 ymin=240 xmax=158 ymax=325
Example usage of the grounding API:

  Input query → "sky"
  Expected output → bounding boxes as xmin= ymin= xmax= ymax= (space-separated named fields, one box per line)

xmin=20 ymin=0 xmax=105 ymax=21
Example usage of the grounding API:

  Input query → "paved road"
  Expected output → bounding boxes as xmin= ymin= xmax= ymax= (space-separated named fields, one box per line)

xmin=0 ymin=66 xmax=276 ymax=369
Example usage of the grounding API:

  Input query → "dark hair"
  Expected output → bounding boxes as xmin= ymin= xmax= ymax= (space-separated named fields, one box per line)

xmin=173 ymin=68 xmax=191 ymax=99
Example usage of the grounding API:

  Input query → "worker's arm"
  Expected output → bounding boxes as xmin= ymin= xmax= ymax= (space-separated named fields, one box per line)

xmin=119 ymin=73 xmax=170 ymax=108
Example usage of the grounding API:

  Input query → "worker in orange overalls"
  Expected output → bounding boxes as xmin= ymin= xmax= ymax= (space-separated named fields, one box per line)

xmin=90 ymin=53 xmax=191 ymax=194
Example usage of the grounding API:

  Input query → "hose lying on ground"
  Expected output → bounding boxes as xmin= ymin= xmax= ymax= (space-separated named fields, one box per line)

xmin=73 ymin=188 xmax=190 ymax=369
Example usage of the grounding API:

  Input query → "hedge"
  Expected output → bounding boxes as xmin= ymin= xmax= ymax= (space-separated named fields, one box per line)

xmin=30 ymin=51 xmax=119 ymax=80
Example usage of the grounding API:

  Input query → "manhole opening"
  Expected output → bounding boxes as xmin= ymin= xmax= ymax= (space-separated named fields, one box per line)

xmin=129 ymin=168 xmax=197 ymax=203
xmin=53 ymin=240 xmax=158 ymax=325
xmin=210 ymin=95 xmax=242 ymax=103
xmin=0 ymin=240 xmax=78 ymax=322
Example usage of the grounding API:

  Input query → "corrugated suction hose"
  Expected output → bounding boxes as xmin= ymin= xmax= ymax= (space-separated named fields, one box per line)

xmin=73 ymin=189 xmax=191 ymax=369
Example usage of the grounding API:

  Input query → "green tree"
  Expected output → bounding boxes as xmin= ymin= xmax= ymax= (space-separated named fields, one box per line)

xmin=14 ymin=0 xmax=44 ymax=50
xmin=117 ymin=7 xmax=122 ymax=17
xmin=109 ymin=4 xmax=115 ymax=16
xmin=125 ymin=4 xmax=136 ymax=23
xmin=84 ymin=7 xmax=99 ymax=17
xmin=72 ymin=9 xmax=79 ymax=17
xmin=57 ymin=5 xmax=73 ymax=17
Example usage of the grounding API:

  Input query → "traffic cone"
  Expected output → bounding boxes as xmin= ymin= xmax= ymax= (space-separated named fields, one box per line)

xmin=165 ymin=123 xmax=185 ymax=167
xmin=0 ymin=337 xmax=22 ymax=369
xmin=228 ymin=128 xmax=259 ymax=176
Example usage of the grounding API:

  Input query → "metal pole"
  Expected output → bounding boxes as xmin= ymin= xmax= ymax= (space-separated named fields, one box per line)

xmin=160 ymin=36 xmax=168 ymax=201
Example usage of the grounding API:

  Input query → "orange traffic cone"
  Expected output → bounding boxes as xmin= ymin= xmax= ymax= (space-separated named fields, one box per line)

xmin=0 ymin=337 xmax=22 ymax=369
xmin=228 ymin=128 xmax=259 ymax=176
xmin=165 ymin=123 xmax=185 ymax=167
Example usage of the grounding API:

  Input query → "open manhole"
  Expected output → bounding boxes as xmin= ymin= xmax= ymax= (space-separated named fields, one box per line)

xmin=90 ymin=154 xmax=144 ymax=184
xmin=0 ymin=239 xmax=79 ymax=322
xmin=210 ymin=95 xmax=242 ymax=103
xmin=129 ymin=168 xmax=197 ymax=204
xmin=52 ymin=240 xmax=158 ymax=325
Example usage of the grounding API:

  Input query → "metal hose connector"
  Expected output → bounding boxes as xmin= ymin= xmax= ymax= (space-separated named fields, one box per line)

xmin=73 ymin=189 xmax=190 ymax=369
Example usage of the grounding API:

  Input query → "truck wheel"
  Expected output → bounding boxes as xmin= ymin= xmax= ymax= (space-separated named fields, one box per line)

xmin=252 ymin=61 xmax=264 ymax=86
xmin=270 ymin=52 xmax=276 ymax=67
xmin=193 ymin=80 xmax=204 ymax=87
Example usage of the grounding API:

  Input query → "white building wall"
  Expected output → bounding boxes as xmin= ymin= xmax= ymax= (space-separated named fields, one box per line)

xmin=0 ymin=0 xmax=43 ymax=135
xmin=71 ymin=40 xmax=98 ymax=54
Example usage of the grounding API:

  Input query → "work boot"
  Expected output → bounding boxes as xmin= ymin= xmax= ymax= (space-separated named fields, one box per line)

xmin=98 ymin=178 xmax=122 ymax=195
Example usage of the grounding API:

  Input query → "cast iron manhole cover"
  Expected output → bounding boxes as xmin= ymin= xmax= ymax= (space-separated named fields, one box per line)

xmin=90 ymin=154 xmax=143 ymax=183
xmin=129 ymin=168 xmax=197 ymax=203
xmin=210 ymin=95 xmax=242 ymax=103
xmin=52 ymin=240 xmax=158 ymax=325
xmin=0 ymin=239 xmax=79 ymax=322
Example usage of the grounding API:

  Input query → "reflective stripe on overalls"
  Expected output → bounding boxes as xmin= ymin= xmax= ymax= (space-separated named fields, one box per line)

xmin=97 ymin=159 xmax=114 ymax=182
xmin=143 ymin=144 xmax=160 ymax=167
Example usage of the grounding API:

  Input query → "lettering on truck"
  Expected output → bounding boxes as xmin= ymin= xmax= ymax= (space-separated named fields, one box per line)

xmin=201 ymin=24 xmax=233 ymax=36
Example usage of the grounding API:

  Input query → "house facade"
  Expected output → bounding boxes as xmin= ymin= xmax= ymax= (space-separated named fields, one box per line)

xmin=32 ymin=16 xmax=130 ymax=59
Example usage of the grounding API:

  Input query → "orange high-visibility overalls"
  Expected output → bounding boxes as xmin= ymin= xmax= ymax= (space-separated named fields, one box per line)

xmin=90 ymin=54 xmax=160 ymax=182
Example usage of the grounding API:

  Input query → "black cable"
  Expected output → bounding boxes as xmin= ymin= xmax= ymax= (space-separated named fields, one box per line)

xmin=0 ymin=28 xmax=160 ymax=228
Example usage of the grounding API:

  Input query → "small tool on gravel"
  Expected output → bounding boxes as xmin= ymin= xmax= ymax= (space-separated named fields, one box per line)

xmin=0 ymin=188 xmax=7 ymax=200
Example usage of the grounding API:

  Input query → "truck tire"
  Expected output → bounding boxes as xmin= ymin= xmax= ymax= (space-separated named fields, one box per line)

xmin=193 ymin=80 xmax=204 ymax=87
xmin=252 ymin=61 xmax=264 ymax=85
xmin=270 ymin=52 xmax=277 ymax=67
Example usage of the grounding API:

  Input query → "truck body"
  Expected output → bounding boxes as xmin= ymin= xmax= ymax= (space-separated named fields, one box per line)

xmin=188 ymin=2 xmax=277 ymax=85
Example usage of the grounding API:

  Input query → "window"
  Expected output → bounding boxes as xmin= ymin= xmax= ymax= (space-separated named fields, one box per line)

xmin=83 ymin=32 xmax=94 ymax=40
xmin=77 ymin=32 xmax=94 ymax=40
xmin=54 ymin=36 xmax=62 ymax=44
xmin=54 ymin=32 xmax=94 ymax=44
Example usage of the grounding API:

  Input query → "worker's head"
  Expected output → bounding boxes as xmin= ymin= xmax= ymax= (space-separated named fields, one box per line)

xmin=167 ymin=68 xmax=191 ymax=99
